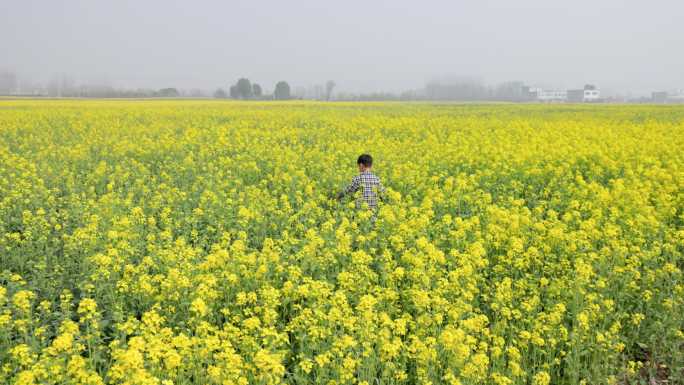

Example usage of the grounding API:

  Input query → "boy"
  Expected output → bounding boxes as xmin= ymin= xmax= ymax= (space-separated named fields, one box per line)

xmin=336 ymin=154 xmax=386 ymax=211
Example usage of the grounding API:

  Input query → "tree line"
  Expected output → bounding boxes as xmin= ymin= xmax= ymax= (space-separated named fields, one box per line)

xmin=1 ymin=69 xmax=574 ymax=102
xmin=214 ymin=78 xmax=292 ymax=100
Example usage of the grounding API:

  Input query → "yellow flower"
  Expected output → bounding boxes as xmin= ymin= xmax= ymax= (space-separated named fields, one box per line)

xmin=253 ymin=349 xmax=285 ymax=380
xmin=191 ymin=298 xmax=208 ymax=317
xmin=533 ymin=371 xmax=550 ymax=385
xmin=10 ymin=344 xmax=33 ymax=366
xmin=12 ymin=290 xmax=35 ymax=313
xmin=77 ymin=298 xmax=98 ymax=320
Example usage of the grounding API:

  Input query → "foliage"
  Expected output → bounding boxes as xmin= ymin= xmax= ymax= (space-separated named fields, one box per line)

xmin=213 ymin=88 xmax=228 ymax=99
xmin=229 ymin=85 xmax=239 ymax=99
xmin=252 ymin=84 xmax=263 ymax=98
xmin=274 ymin=81 xmax=291 ymax=100
xmin=236 ymin=78 xmax=253 ymax=99
xmin=156 ymin=88 xmax=180 ymax=97
xmin=0 ymin=101 xmax=682 ymax=385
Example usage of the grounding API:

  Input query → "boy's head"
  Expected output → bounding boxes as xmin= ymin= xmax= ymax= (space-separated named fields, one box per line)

xmin=357 ymin=154 xmax=373 ymax=172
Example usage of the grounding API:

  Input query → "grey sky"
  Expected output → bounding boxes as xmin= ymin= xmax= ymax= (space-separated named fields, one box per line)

xmin=2 ymin=0 xmax=682 ymax=95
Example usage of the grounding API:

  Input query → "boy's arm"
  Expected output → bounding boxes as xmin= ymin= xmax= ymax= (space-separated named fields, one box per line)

xmin=337 ymin=176 xmax=360 ymax=200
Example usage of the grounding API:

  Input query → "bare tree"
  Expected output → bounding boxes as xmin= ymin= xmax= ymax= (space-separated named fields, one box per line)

xmin=325 ymin=80 xmax=336 ymax=101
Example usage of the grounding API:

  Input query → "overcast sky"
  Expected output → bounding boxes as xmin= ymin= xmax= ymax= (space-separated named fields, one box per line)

xmin=1 ymin=0 xmax=682 ymax=95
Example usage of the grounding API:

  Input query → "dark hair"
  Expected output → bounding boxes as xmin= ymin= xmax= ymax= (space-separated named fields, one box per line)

xmin=357 ymin=154 xmax=373 ymax=166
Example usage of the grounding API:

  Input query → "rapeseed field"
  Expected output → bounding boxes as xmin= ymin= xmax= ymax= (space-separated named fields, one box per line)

xmin=0 ymin=100 xmax=682 ymax=385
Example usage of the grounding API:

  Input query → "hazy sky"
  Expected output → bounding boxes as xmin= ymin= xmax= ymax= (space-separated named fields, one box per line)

xmin=2 ymin=0 xmax=683 ymax=95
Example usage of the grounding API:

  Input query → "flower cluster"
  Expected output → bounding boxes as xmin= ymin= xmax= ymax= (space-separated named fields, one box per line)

xmin=0 ymin=100 xmax=683 ymax=384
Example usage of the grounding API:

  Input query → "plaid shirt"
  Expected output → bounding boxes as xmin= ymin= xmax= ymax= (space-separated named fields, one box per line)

xmin=338 ymin=171 xmax=386 ymax=209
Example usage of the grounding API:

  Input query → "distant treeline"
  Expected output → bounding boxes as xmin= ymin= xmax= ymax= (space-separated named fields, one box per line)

xmin=0 ymin=71 xmax=545 ymax=101
xmin=0 ymin=70 xmax=661 ymax=102
xmin=1 ymin=70 xmax=532 ymax=101
xmin=330 ymin=81 xmax=531 ymax=102
xmin=213 ymin=78 xmax=294 ymax=100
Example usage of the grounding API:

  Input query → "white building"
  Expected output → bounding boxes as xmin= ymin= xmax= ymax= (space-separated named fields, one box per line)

xmin=532 ymin=88 xmax=567 ymax=102
xmin=567 ymin=85 xmax=601 ymax=103
xmin=583 ymin=87 xmax=600 ymax=102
